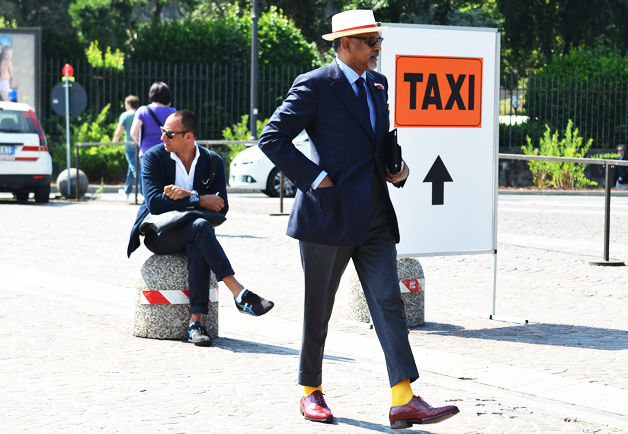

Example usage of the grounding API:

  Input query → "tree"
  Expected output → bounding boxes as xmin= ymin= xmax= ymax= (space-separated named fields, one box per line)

xmin=69 ymin=0 xmax=141 ymax=51
xmin=0 ymin=0 xmax=87 ymax=59
xmin=132 ymin=5 xmax=322 ymax=68
xmin=0 ymin=0 xmax=75 ymax=36
xmin=131 ymin=7 xmax=248 ymax=64
xmin=497 ymin=0 xmax=628 ymax=75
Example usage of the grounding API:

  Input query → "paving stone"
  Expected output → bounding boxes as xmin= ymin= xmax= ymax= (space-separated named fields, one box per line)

xmin=0 ymin=192 xmax=627 ymax=432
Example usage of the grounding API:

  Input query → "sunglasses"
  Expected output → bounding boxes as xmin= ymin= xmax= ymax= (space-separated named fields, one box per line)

xmin=160 ymin=126 xmax=189 ymax=139
xmin=348 ymin=36 xmax=384 ymax=47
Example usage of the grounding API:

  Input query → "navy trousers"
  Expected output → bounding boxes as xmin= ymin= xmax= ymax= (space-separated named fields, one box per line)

xmin=144 ymin=218 xmax=234 ymax=314
xmin=298 ymin=172 xmax=419 ymax=388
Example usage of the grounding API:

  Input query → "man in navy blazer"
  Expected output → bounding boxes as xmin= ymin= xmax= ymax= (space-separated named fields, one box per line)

xmin=127 ymin=110 xmax=274 ymax=346
xmin=258 ymin=9 xmax=458 ymax=429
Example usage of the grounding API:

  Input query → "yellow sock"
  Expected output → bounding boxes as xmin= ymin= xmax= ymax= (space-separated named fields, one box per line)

xmin=303 ymin=385 xmax=323 ymax=397
xmin=391 ymin=379 xmax=414 ymax=407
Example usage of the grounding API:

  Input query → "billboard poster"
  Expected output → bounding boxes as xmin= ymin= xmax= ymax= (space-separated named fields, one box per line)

xmin=0 ymin=28 xmax=41 ymax=114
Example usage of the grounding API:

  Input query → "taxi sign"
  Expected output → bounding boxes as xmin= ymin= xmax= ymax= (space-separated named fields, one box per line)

xmin=394 ymin=55 xmax=483 ymax=128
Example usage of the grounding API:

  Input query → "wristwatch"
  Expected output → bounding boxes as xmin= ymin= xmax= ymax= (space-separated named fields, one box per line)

xmin=191 ymin=190 xmax=199 ymax=197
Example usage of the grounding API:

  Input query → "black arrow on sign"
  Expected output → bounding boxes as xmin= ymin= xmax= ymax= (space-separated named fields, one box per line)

xmin=423 ymin=156 xmax=453 ymax=205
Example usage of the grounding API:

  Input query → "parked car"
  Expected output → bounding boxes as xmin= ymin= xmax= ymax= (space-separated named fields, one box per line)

xmin=229 ymin=131 xmax=310 ymax=197
xmin=0 ymin=101 xmax=51 ymax=202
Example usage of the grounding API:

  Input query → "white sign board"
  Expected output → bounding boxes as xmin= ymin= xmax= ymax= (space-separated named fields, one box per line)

xmin=379 ymin=24 xmax=500 ymax=257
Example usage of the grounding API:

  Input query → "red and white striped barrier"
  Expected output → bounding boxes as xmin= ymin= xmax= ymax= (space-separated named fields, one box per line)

xmin=399 ymin=279 xmax=424 ymax=293
xmin=140 ymin=287 xmax=218 ymax=305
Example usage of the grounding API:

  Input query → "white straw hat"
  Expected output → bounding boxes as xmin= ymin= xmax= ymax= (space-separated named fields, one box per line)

xmin=322 ymin=10 xmax=388 ymax=41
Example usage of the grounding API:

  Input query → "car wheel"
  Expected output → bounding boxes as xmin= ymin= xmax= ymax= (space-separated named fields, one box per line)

xmin=265 ymin=167 xmax=296 ymax=198
xmin=14 ymin=188 xmax=29 ymax=202
xmin=34 ymin=183 xmax=51 ymax=203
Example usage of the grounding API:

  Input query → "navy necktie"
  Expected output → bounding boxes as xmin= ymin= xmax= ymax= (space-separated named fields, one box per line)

xmin=356 ymin=77 xmax=370 ymax=119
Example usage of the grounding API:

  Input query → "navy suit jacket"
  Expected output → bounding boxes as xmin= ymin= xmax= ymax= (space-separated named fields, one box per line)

xmin=258 ymin=60 xmax=401 ymax=246
xmin=126 ymin=144 xmax=228 ymax=257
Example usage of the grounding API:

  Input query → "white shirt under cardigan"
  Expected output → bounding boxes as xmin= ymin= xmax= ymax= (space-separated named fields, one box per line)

xmin=170 ymin=142 xmax=201 ymax=190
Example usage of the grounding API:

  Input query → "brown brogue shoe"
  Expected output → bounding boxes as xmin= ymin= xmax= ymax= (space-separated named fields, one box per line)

xmin=299 ymin=390 xmax=334 ymax=423
xmin=389 ymin=395 xmax=459 ymax=429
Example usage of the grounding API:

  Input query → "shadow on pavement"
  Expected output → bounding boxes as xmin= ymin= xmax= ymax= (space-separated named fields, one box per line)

xmin=336 ymin=417 xmax=433 ymax=433
xmin=0 ymin=199 xmax=74 ymax=207
xmin=418 ymin=322 xmax=628 ymax=350
xmin=216 ymin=234 xmax=266 ymax=239
xmin=213 ymin=337 xmax=353 ymax=362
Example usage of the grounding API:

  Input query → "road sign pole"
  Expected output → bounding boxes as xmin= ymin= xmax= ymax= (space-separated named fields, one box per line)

xmin=64 ymin=72 xmax=71 ymax=198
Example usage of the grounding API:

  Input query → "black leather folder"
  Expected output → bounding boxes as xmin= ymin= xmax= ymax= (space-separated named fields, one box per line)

xmin=385 ymin=128 xmax=402 ymax=174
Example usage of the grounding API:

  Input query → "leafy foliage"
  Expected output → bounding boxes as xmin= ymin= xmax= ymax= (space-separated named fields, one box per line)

xmin=497 ymin=0 xmax=628 ymax=76
xmin=49 ymin=104 xmax=125 ymax=183
xmin=132 ymin=5 xmax=247 ymax=64
xmin=69 ymin=0 xmax=139 ymax=52
xmin=590 ymin=152 xmax=621 ymax=159
xmin=85 ymin=41 xmax=124 ymax=70
xmin=42 ymin=28 xmax=87 ymax=60
xmin=256 ymin=6 xmax=322 ymax=68
xmin=0 ymin=15 xmax=17 ymax=27
xmin=524 ymin=48 xmax=628 ymax=148
xmin=132 ymin=5 xmax=321 ymax=69
xmin=221 ymin=114 xmax=269 ymax=169
xmin=540 ymin=48 xmax=628 ymax=78
xmin=522 ymin=120 xmax=596 ymax=189
xmin=0 ymin=0 xmax=75 ymax=35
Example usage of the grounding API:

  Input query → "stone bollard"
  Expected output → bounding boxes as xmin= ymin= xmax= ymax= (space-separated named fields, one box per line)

xmin=344 ymin=258 xmax=425 ymax=327
xmin=133 ymin=252 xmax=219 ymax=340
xmin=56 ymin=168 xmax=89 ymax=198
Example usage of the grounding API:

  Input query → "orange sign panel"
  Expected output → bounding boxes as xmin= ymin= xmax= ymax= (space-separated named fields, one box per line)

xmin=395 ymin=55 xmax=482 ymax=128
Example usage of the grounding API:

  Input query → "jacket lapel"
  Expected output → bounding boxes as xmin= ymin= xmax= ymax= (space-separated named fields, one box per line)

xmin=329 ymin=61 xmax=376 ymax=144
xmin=163 ymin=148 xmax=177 ymax=185
xmin=193 ymin=146 xmax=209 ymax=191
xmin=366 ymin=72 xmax=388 ymax=145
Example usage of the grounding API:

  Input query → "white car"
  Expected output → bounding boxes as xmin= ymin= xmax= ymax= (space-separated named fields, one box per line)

xmin=0 ymin=101 xmax=52 ymax=202
xmin=229 ymin=131 xmax=310 ymax=197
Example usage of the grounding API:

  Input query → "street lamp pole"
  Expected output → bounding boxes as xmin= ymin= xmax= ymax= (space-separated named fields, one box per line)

xmin=249 ymin=0 xmax=259 ymax=140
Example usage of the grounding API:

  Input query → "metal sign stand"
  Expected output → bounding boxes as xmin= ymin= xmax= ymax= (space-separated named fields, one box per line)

xmin=459 ymin=251 xmax=528 ymax=324
xmin=460 ymin=35 xmax=528 ymax=325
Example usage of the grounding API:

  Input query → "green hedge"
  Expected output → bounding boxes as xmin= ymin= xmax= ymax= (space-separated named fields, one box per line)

xmin=49 ymin=104 xmax=125 ymax=184
xmin=131 ymin=6 xmax=322 ymax=70
xmin=524 ymin=49 xmax=628 ymax=149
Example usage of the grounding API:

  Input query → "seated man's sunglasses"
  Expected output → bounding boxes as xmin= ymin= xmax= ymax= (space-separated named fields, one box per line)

xmin=160 ymin=126 xmax=189 ymax=139
xmin=348 ymin=36 xmax=384 ymax=47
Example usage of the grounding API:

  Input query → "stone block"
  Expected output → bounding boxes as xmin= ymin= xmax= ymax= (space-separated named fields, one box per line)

xmin=133 ymin=252 xmax=219 ymax=340
xmin=344 ymin=258 xmax=424 ymax=327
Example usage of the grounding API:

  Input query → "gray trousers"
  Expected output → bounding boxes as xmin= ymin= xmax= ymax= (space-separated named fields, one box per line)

xmin=298 ymin=173 xmax=419 ymax=388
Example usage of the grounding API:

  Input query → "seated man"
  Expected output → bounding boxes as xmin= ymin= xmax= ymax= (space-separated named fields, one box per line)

xmin=127 ymin=109 xmax=274 ymax=346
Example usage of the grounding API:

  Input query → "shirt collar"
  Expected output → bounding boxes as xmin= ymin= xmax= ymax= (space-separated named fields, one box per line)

xmin=170 ymin=142 xmax=201 ymax=166
xmin=335 ymin=57 xmax=367 ymax=85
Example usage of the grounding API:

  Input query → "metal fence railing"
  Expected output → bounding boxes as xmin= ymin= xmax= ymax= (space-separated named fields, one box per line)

xmin=73 ymin=140 xmax=257 ymax=204
xmin=45 ymin=63 xmax=628 ymax=151
xmin=43 ymin=59 xmax=307 ymax=141
xmin=500 ymin=74 xmax=628 ymax=150
xmin=499 ymin=153 xmax=628 ymax=265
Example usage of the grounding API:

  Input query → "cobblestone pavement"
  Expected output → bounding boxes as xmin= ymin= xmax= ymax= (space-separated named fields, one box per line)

xmin=0 ymin=191 xmax=627 ymax=433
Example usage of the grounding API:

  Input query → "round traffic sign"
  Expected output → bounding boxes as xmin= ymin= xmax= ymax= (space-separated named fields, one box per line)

xmin=50 ymin=81 xmax=87 ymax=117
